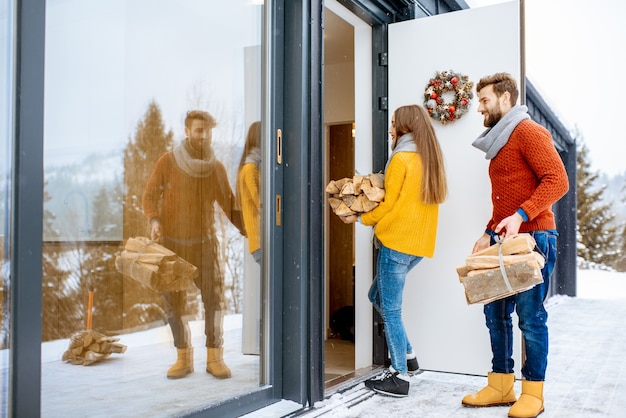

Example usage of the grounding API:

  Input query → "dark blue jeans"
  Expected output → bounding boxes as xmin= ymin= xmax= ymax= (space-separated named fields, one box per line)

xmin=162 ymin=235 xmax=225 ymax=349
xmin=483 ymin=230 xmax=557 ymax=381
xmin=369 ymin=243 xmax=422 ymax=374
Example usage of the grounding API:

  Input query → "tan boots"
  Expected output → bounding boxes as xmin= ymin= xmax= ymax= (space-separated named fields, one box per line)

xmin=508 ymin=380 xmax=544 ymax=418
xmin=462 ymin=373 xmax=544 ymax=418
xmin=206 ymin=347 xmax=232 ymax=379
xmin=462 ymin=372 xmax=517 ymax=407
xmin=167 ymin=347 xmax=232 ymax=380
xmin=167 ymin=347 xmax=194 ymax=379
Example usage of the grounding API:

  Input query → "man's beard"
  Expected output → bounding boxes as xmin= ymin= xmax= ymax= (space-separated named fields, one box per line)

xmin=484 ymin=106 xmax=503 ymax=128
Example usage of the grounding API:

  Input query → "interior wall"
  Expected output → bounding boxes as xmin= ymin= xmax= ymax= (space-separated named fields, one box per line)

xmin=324 ymin=61 xmax=354 ymax=124
xmin=388 ymin=1 xmax=523 ymax=376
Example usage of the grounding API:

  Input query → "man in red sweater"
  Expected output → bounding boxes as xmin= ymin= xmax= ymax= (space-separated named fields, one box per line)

xmin=461 ymin=73 xmax=569 ymax=418
xmin=143 ymin=110 xmax=245 ymax=379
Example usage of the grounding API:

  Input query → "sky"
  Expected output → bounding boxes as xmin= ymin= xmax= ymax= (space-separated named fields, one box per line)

xmin=466 ymin=0 xmax=626 ymax=177
xmin=2 ymin=0 xmax=624 ymax=178
xmin=40 ymin=0 xmax=262 ymax=168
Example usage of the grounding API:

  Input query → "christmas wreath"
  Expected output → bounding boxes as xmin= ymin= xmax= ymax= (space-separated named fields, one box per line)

xmin=423 ymin=70 xmax=474 ymax=124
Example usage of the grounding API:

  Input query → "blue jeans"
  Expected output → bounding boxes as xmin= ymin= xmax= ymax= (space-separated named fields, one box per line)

xmin=369 ymin=243 xmax=422 ymax=374
xmin=483 ymin=230 xmax=557 ymax=381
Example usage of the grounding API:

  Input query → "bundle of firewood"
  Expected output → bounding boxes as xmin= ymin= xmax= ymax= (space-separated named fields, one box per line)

xmin=326 ymin=173 xmax=385 ymax=216
xmin=115 ymin=237 xmax=198 ymax=292
xmin=456 ymin=233 xmax=545 ymax=304
xmin=62 ymin=329 xmax=127 ymax=366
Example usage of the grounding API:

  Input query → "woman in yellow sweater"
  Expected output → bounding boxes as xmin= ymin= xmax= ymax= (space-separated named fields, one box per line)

xmin=341 ymin=104 xmax=447 ymax=397
xmin=237 ymin=121 xmax=262 ymax=263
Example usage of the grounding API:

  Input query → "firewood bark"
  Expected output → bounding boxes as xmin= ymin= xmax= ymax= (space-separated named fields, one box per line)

xmin=327 ymin=173 xmax=385 ymax=215
xmin=457 ymin=234 xmax=544 ymax=304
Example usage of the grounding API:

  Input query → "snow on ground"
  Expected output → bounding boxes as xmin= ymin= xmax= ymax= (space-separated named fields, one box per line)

xmin=2 ymin=268 xmax=625 ymax=417
xmin=282 ymin=268 xmax=626 ymax=418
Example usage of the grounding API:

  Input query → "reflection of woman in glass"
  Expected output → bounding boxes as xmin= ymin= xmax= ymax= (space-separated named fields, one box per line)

xmin=237 ymin=121 xmax=262 ymax=263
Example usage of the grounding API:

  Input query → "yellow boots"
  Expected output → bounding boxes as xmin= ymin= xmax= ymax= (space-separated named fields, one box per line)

xmin=167 ymin=347 xmax=232 ymax=379
xmin=206 ymin=347 xmax=232 ymax=378
xmin=167 ymin=347 xmax=194 ymax=379
xmin=462 ymin=373 xmax=544 ymax=418
xmin=462 ymin=372 xmax=517 ymax=407
xmin=508 ymin=380 xmax=544 ymax=418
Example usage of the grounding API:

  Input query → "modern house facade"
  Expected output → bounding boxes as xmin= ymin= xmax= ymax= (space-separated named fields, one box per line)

xmin=2 ymin=0 xmax=575 ymax=416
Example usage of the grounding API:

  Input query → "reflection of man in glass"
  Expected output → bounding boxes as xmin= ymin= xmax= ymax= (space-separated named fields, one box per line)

xmin=236 ymin=121 xmax=261 ymax=263
xmin=143 ymin=110 xmax=245 ymax=379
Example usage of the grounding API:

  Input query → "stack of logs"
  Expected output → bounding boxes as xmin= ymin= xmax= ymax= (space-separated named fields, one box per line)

xmin=456 ymin=233 xmax=545 ymax=304
xmin=115 ymin=237 xmax=198 ymax=293
xmin=326 ymin=173 xmax=385 ymax=216
xmin=62 ymin=330 xmax=127 ymax=366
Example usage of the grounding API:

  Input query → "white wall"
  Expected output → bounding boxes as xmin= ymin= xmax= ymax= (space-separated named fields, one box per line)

xmin=387 ymin=1 xmax=523 ymax=376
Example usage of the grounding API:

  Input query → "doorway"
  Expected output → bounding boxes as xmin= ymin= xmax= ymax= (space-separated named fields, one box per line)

xmin=323 ymin=1 xmax=374 ymax=389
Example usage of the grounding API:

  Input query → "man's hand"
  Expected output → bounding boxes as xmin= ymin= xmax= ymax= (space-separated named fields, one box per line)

xmin=494 ymin=212 xmax=523 ymax=238
xmin=472 ymin=233 xmax=491 ymax=254
xmin=150 ymin=219 xmax=163 ymax=243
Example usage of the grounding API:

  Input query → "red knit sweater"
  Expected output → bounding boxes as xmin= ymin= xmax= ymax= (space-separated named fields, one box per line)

xmin=487 ymin=119 xmax=569 ymax=233
xmin=142 ymin=152 xmax=244 ymax=240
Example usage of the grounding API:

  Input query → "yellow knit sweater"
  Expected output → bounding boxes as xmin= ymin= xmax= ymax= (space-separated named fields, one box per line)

xmin=360 ymin=152 xmax=439 ymax=258
xmin=237 ymin=163 xmax=261 ymax=254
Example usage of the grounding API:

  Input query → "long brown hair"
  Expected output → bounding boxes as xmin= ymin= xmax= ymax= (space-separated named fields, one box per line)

xmin=237 ymin=121 xmax=261 ymax=172
xmin=236 ymin=121 xmax=262 ymax=207
xmin=393 ymin=105 xmax=447 ymax=205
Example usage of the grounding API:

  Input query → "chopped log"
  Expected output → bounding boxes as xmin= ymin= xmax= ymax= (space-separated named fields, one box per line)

xmin=340 ymin=182 xmax=356 ymax=196
xmin=328 ymin=197 xmax=343 ymax=210
xmin=361 ymin=197 xmax=379 ymax=212
xmin=124 ymin=236 xmax=176 ymax=256
xmin=115 ymin=238 xmax=198 ymax=292
xmin=465 ymin=252 xmax=545 ymax=271
xmin=335 ymin=201 xmax=356 ymax=216
xmin=369 ymin=173 xmax=384 ymax=188
xmin=362 ymin=184 xmax=385 ymax=202
xmin=335 ymin=178 xmax=349 ymax=189
xmin=325 ymin=180 xmax=340 ymax=194
xmin=326 ymin=173 xmax=385 ymax=215
xmin=349 ymin=195 xmax=364 ymax=212
xmin=458 ymin=260 xmax=544 ymax=304
xmin=353 ymin=175 xmax=364 ymax=194
xmin=62 ymin=330 xmax=127 ymax=366
xmin=472 ymin=234 xmax=537 ymax=257
xmin=342 ymin=194 xmax=356 ymax=208
xmin=457 ymin=233 xmax=545 ymax=304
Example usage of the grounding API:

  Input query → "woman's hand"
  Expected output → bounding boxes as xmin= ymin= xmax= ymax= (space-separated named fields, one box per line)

xmin=340 ymin=214 xmax=358 ymax=224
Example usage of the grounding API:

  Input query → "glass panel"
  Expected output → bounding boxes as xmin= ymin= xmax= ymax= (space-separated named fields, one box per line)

xmin=41 ymin=1 xmax=265 ymax=415
xmin=0 ymin=1 xmax=14 ymax=415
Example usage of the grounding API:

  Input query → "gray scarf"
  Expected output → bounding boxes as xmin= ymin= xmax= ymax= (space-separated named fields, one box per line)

xmin=173 ymin=139 xmax=217 ymax=178
xmin=385 ymin=133 xmax=417 ymax=172
xmin=472 ymin=105 xmax=530 ymax=160
xmin=244 ymin=147 xmax=261 ymax=167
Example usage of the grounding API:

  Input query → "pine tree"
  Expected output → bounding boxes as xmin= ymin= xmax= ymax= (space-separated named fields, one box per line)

xmin=123 ymin=100 xmax=174 ymax=239
xmin=613 ymin=180 xmax=626 ymax=271
xmin=121 ymin=101 xmax=178 ymax=329
xmin=576 ymin=141 xmax=620 ymax=267
xmin=42 ymin=184 xmax=80 ymax=341
xmin=92 ymin=183 xmax=123 ymax=240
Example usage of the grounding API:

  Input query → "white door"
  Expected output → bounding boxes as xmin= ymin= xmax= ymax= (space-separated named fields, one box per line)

xmin=388 ymin=1 xmax=523 ymax=376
